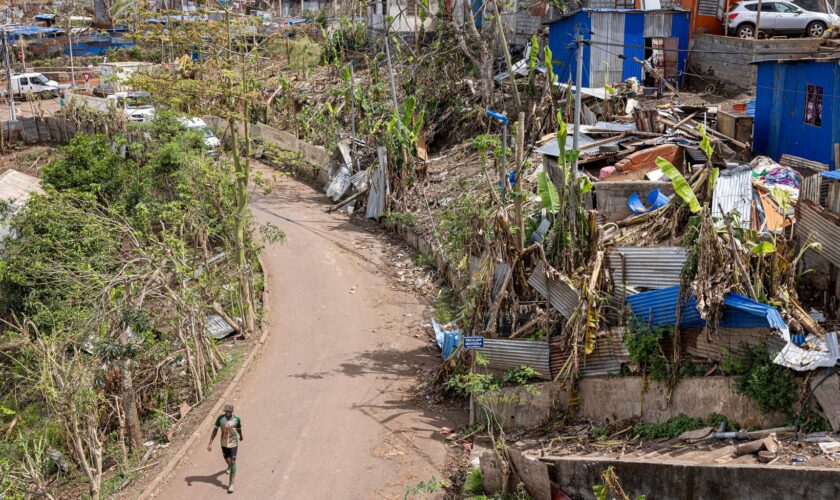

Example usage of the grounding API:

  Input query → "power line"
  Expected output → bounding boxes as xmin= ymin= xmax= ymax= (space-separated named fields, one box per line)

xmin=577 ymin=38 xmax=840 ymax=57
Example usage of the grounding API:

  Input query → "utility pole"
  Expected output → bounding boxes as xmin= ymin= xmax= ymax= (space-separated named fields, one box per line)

xmin=348 ymin=61 xmax=357 ymax=170
xmin=67 ymin=18 xmax=76 ymax=91
xmin=2 ymin=27 xmax=18 ymax=122
xmin=569 ymin=32 xmax=584 ymax=227
xmin=572 ymin=33 xmax=583 ymax=176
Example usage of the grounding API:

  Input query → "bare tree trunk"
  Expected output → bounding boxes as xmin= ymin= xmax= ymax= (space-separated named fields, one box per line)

xmin=94 ymin=0 xmax=112 ymax=29
xmin=117 ymin=351 xmax=143 ymax=450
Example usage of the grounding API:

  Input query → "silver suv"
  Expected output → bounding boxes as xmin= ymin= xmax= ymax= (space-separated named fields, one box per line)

xmin=727 ymin=1 xmax=840 ymax=38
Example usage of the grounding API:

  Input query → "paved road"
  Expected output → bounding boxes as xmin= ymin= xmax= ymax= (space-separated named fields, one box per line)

xmin=154 ymin=166 xmax=457 ymax=499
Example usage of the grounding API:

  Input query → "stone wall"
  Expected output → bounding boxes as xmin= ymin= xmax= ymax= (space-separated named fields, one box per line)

xmin=687 ymin=34 xmax=824 ymax=91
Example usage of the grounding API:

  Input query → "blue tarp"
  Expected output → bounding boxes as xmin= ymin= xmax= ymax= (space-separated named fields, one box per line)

xmin=2 ymin=25 xmax=62 ymax=41
xmin=34 ymin=14 xmax=56 ymax=21
xmin=821 ymin=171 xmax=840 ymax=181
xmin=626 ymin=285 xmax=788 ymax=332
xmin=65 ymin=36 xmax=134 ymax=56
xmin=432 ymin=319 xmax=462 ymax=360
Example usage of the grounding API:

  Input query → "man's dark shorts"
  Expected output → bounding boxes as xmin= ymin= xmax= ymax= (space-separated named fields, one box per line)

xmin=222 ymin=446 xmax=238 ymax=460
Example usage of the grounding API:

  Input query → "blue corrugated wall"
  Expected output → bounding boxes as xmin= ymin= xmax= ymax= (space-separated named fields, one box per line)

xmin=548 ymin=12 xmax=591 ymax=87
xmin=622 ymin=13 xmax=646 ymax=81
xmin=753 ymin=60 xmax=840 ymax=170
xmin=672 ymin=12 xmax=690 ymax=78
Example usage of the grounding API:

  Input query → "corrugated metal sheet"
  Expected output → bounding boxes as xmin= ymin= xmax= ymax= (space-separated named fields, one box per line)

xmin=528 ymin=261 xmax=581 ymax=318
xmin=822 ymin=171 xmax=840 ymax=181
xmin=608 ymin=246 xmax=687 ymax=290
xmin=712 ymin=166 xmax=753 ymax=228
xmin=482 ymin=339 xmax=551 ymax=379
xmin=349 ymin=169 xmax=368 ymax=192
xmin=798 ymin=200 xmax=840 ymax=266
xmin=626 ymin=286 xmax=788 ymax=331
xmin=589 ymin=12 xmax=624 ymax=86
xmin=550 ymin=328 xmax=630 ymax=377
xmin=365 ymin=147 xmax=387 ymax=219
xmin=685 ymin=327 xmax=771 ymax=361
xmin=0 ymin=169 xmax=43 ymax=207
xmin=800 ymin=173 xmax=827 ymax=206
xmin=492 ymin=263 xmax=511 ymax=301
xmin=622 ymin=13 xmax=646 ymax=81
xmin=643 ymin=12 xmax=672 ymax=37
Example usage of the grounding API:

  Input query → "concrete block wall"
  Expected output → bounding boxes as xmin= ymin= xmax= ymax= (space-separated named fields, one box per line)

xmin=595 ymin=180 xmax=674 ymax=222
xmin=687 ymin=34 xmax=825 ymax=90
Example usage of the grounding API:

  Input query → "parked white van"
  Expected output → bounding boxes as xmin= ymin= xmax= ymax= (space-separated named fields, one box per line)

xmin=4 ymin=73 xmax=67 ymax=99
xmin=178 ymin=117 xmax=221 ymax=153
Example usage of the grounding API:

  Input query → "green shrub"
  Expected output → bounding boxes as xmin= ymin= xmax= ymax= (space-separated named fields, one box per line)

xmin=464 ymin=467 xmax=485 ymax=495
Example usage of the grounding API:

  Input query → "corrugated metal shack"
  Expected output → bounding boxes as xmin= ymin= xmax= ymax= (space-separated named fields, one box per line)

xmin=546 ymin=8 xmax=691 ymax=87
xmin=752 ymin=57 xmax=840 ymax=171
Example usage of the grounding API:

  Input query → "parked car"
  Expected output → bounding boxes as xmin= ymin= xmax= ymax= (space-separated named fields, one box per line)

xmin=70 ymin=91 xmax=156 ymax=122
xmin=1 ymin=72 xmax=68 ymax=99
xmin=177 ymin=117 xmax=221 ymax=154
xmin=727 ymin=1 xmax=840 ymax=38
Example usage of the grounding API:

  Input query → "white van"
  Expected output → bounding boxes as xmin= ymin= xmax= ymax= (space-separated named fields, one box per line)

xmin=178 ymin=117 xmax=221 ymax=153
xmin=5 ymin=73 xmax=67 ymax=99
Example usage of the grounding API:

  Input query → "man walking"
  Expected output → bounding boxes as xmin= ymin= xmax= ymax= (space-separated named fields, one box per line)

xmin=207 ymin=404 xmax=243 ymax=493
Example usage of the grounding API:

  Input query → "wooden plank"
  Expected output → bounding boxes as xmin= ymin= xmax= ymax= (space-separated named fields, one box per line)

xmin=812 ymin=374 xmax=840 ymax=432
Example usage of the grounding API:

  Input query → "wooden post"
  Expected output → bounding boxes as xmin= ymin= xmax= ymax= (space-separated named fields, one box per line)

xmin=513 ymin=112 xmax=526 ymax=252
xmin=755 ymin=0 xmax=763 ymax=40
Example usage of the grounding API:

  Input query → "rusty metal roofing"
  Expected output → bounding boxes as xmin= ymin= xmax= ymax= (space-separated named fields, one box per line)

xmin=608 ymin=246 xmax=687 ymax=290
xmin=482 ymin=338 xmax=551 ymax=380
xmin=798 ymin=200 xmax=840 ymax=266
xmin=550 ymin=328 xmax=630 ymax=377
xmin=528 ymin=261 xmax=581 ymax=318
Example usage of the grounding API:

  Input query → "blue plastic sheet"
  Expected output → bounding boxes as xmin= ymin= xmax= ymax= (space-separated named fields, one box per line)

xmin=432 ymin=319 xmax=462 ymax=360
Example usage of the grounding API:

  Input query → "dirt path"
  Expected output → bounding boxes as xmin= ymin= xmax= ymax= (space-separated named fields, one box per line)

xmin=153 ymin=166 xmax=460 ymax=499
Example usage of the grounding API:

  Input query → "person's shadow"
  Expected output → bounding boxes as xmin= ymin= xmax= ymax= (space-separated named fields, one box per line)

xmin=184 ymin=469 xmax=228 ymax=490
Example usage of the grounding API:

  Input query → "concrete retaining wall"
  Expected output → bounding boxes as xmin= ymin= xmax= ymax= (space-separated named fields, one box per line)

xmin=479 ymin=376 xmax=784 ymax=430
xmin=687 ymin=34 xmax=824 ymax=90
xmin=545 ymin=455 xmax=840 ymax=499
xmin=202 ymin=116 xmax=330 ymax=167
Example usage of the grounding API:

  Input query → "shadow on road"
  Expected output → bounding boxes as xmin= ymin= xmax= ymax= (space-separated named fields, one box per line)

xmin=184 ymin=469 xmax=228 ymax=490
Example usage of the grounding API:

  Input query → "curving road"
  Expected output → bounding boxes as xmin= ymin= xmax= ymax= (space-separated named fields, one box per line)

xmin=152 ymin=165 xmax=459 ymax=499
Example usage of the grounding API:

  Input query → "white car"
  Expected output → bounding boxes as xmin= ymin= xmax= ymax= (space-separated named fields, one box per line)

xmin=178 ymin=117 xmax=221 ymax=153
xmin=727 ymin=1 xmax=840 ymax=38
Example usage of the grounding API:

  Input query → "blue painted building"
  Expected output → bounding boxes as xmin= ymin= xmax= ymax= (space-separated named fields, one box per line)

xmin=547 ymin=9 xmax=690 ymax=88
xmin=753 ymin=57 xmax=840 ymax=171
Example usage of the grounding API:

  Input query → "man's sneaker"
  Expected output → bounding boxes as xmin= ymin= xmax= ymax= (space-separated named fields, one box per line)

xmin=228 ymin=484 xmax=234 ymax=493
